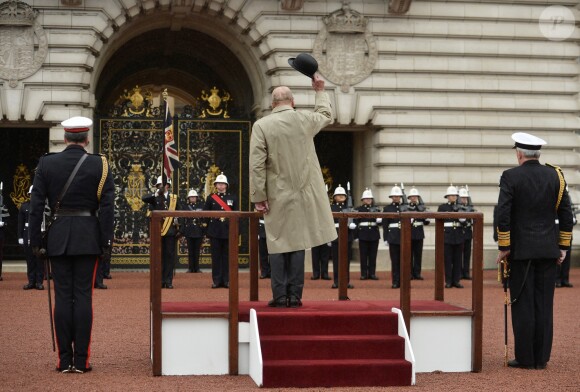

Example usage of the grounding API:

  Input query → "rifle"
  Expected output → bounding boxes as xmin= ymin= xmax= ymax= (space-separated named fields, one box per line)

xmin=346 ymin=182 xmax=354 ymax=222
xmin=400 ymin=182 xmax=409 ymax=212
xmin=498 ymin=256 xmax=510 ymax=367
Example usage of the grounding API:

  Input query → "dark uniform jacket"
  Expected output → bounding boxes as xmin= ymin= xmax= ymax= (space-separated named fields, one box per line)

xmin=437 ymin=202 xmax=464 ymax=245
xmin=204 ymin=192 xmax=238 ymax=239
xmin=149 ymin=192 xmax=177 ymax=236
xmin=459 ymin=203 xmax=474 ymax=240
xmin=354 ymin=204 xmax=380 ymax=241
xmin=382 ymin=203 xmax=402 ymax=245
xmin=497 ymin=160 xmax=573 ymax=259
xmin=180 ymin=200 xmax=205 ymax=238
xmin=29 ymin=144 xmax=115 ymax=256
xmin=407 ymin=203 xmax=430 ymax=240
xmin=18 ymin=201 xmax=31 ymax=246
xmin=331 ymin=202 xmax=354 ymax=242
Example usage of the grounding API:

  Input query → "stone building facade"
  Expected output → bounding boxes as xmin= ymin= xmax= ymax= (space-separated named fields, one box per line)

xmin=0 ymin=0 xmax=578 ymax=266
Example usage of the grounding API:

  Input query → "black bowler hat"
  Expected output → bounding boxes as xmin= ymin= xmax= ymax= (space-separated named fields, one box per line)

xmin=288 ymin=53 xmax=318 ymax=79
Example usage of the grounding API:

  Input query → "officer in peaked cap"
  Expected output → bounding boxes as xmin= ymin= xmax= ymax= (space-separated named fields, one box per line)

xmin=496 ymin=132 xmax=573 ymax=370
xmin=437 ymin=184 xmax=465 ymax=288
xmin=19 ymin=185 xmax=44 ymax=290
xmin=354 ymin=188 xmax=381 ymax=280
xmin=181 ymin=189 xmax=205 ymax=273
xmin=29 ymin=115 xmax=114 ymax=373
xmin=382 ymin=185 xmax=404 ymax=288
xmin=204 ymin=173 xmax=238 ymax=289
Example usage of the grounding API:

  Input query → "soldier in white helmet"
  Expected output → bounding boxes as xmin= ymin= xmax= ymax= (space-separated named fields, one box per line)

xmin=437 ymin=184 xmax=464 ymax=288
xmin=18 ymin=185 xmax=44 ymax=290
xmin=458 ymin=186 xmax=475 ymax=280
xmin=330 ymin=185 xmax=355 ymax=289
xmin=354 ymin=188 xmax=381 ymax=280
xmin=382 ymin=184 xmax=405 ymax=288
xmin=406 ymin=187 xmax=429 ymax=280
xmin=181 ymin=189 xmax=205 ymax=273
xmin=204 ymin=173 xmax=238 ymax=288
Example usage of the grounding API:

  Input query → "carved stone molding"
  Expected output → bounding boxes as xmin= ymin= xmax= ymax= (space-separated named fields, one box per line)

xmin=61 ymin=0 xmax=83 ymax=5
xmin=389 ymin=0 xmax=413 ymax=15
xmin=280 ymin=0 xmax=305 ymax=11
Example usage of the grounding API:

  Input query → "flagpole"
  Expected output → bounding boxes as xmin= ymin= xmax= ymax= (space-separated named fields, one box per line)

xmin=161 ymin=88 xmax=168 ymax=187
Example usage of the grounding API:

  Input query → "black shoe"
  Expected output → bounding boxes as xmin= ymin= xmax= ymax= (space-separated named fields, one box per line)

xmin=57 ymin=365 xmax=74 ymax=373
xmin=414 ymin=275 xmax=424 ymax=280
xmin=162 ymin=283 xmax=167 ymax=288
xmin=321 ymin=275 xmax=331 ymax=281
xmin=360 ymin=276 xmax=367 ymax=280
xmin=0 ymin=276 xmax=3 ymax=281
xmin=288 ymin=296 xmax=302 ymax=308
xmin=555 ymin=282 xmax=562 ymax=288
xmin=193 ymin=270 xmax=202 ymax=273
xmin=331 ymin=283 xmax=338 ymax=289
xmin=223 ymin=282 xmax=229 ymax=288
xmin=507 ymin=359 xmax=534 ymax=369
xmin=186 ymin=270 xmax=194 ymax=273
xmin=72 ymin=365 xmax=92 ymax=374
xmin=535 ymin=363 xmax=547 ymax=370
xmin=104 ymin=274 xmax=112 ymax=279
xmin=392 ymin=283 xmax=400 ymax=289
xmin=445 ymin=283 xmax=452 ymax=288
xmin=166 ymin=284 xmax=174 ymax=289
xmin=453 ymin=282 xmax=464 ymax=288
xmin=35 ymin=283 xmax=45 ymax=290
xmin=462 ymin=275 xmax=472 ymax=280
xmin=259 ymin=274 xmax=268 ymax=279
xmin=562 ymin=282 xmax=573 ymax=288
xmin=310 ymin=275 xmax=320 ymax=280
xmin=370 ymin=275 xmax=379 ymax=280
xmin=94 ymin=283 xmax=107 ymax=289
xmin=211 ymin=283 xmax=220 ymax=289
xmin=268 ymin=297 xmax=288 ymax=308
xmin=347 ymin=283 xmax=354 ymax=289
xmin=23 ymin=283 xmax=35 ymax=290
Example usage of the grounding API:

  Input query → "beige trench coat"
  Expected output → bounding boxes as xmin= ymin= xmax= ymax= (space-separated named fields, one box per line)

xmin=249 ymin=91 xmax=337 ymax=254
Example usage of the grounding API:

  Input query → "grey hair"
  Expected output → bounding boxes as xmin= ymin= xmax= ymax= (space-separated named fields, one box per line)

xmin=271 ymin=87 xmax=293 ymax=103
xmin=516 ymin=147 xmax=541 ymax=159
xmin=64 ymin=131 xmax=88 ymax=143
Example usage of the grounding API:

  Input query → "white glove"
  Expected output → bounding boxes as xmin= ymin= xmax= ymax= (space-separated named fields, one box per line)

xmin=410 ymin=218 xmax=414 ymax=223
xmin=376 ymin=218 xmax=383 ymax=224
xmin=18 ymin=238 xmax=24 ymax=245
xmin=349 ymin=223 xmax=356 ymax=230
xmin=327 ymin=242 xmax=332 ymax=247
xmin=0 ymin=221 xmax=4 ymax=227
xmin=384 ymin=241 xmax=388 ymax=246
xmin=459 ymin=218 xmax=466 ymax=223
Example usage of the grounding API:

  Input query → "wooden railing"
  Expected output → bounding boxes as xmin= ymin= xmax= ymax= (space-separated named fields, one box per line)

xmin=150 ymin=209 xmax=483 ymax=375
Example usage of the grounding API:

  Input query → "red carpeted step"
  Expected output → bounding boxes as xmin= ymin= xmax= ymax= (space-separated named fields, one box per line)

xmin=261 ymin=334 xmax=405 ymax=360
xmin=258 ymin=311 xmax=398 ymax=336
xmin=262 ymin=358 xmax=412 ymax=388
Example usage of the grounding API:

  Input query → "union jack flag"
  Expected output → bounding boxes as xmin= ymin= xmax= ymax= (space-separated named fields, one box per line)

xmin=163 ymin=101 xmax=179 ymax=179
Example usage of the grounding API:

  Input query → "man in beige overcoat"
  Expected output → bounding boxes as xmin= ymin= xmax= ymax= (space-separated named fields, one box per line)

xmin=249 ymin=73 xmax=337 ymax=308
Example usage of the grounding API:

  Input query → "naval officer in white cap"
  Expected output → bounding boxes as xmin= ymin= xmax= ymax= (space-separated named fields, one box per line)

xmin=496 ymin=132 xmax=573 ymax=370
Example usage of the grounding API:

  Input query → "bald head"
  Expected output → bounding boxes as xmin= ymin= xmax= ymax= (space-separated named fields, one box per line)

xmin=271 ymin=86 xmax=294 ymax=108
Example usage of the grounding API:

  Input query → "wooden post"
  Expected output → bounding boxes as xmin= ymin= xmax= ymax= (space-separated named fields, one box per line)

xmin=249 ymin=214 xmax=259 ymax=301
xmin=150 ymin=213 xmax=162 ymax=376
xmin=338 ymin=216 xmax=349 ymax=300
xmin=228 ymin=217 xmax=239 ymax=375
xmin=434 ymin=218 xmax=445 ymax=302
xmin=399 ymin=216 xmax=412 ymax=335
xmin=471 ymin=215 xmax=484 ymax=372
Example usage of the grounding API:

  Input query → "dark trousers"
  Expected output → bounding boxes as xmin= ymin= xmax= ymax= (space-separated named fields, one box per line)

xmin=0 ymin=238 xmax=3 ymax=277
xmin=270 ymin=250 xmax=305 ymax=301
xmin=186 ymin=237 xmax=203 ymax=272
xmin=331 ymin=240 xmax=352 ymax=284
xmin=311 ymin=244 xmax=330 ymax=278
xmin=557 ymin=240 xmax=572 ymax=284
xmin=24 ymin=245 xmax=44 ymax=284
xmin=510 ymin=258 xmax=557 ymax=367
xmin=259 ymin=237 xmax=270 ymax=277
xmin=411 ymin=239 xmax=424 ymax=278
xmin=359 ymin=240 xmax=379 ymax=278
xmin=389 ymin=243 xmax=401 ymax=285
xmin=210 ymin=237 xmax=229 ymax=286
xmin=444 ymin=243 xmax=463 ymax=285
xmin=462 ymin=238 xmax=472 ymax=277
xmin=162 ymin=235 xmax=176 ymax=285
xmin=50 ymin=254 xmax=98 ymax=370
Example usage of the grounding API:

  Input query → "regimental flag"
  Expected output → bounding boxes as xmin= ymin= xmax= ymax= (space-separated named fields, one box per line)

xmin=163 ymin=101 xmax=179 ymax=179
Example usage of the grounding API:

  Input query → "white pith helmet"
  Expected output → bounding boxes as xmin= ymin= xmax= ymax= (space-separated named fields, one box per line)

xmin=187 ymin=189 xmax=198 ymax=198
xmin=214 ymin=172 xmax=228 ymax=185
xmin=28 ymin=185 xmax=33 ymax=194
xmin=389 ymin=184 xmax=403 ymax=197
xmin=333 ymin=185 xmax=347 ymax=197
xmin=445 ymin=184 xmax=459 ymax=197
xmin=458 ymin=187 xmax=469 ymax=198
xmin=361 ymin=188 xmax=373 ymax=200
xmin=408 ymin=187 xmax=420 ymax=197
xmin=156 ymin=176 xmax=171 ymax=186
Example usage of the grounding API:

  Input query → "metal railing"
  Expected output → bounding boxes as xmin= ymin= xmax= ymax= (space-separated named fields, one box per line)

xmin=150 ymin=210 xmax=483 ymax=375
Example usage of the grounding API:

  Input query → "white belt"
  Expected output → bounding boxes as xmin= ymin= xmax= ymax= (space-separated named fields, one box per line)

xmin=555 ymin=219 xmax=559 ymax=224
xmin=412 ymin=222 xmax=423 ymax=227
xmin=359 ymin=222 xmax=377 ymax=227
xmin=444 ymin=222 xmax=461 ymax=228
xmin=259 ymin=219 xmax=265 ymax=224
xmin=388 ymin=223 xmax=399 ymax=229
xmin=334 ymin=223 xmax=340 ymax=228
xmin=25 ymin=223 xmax=29 ymax=227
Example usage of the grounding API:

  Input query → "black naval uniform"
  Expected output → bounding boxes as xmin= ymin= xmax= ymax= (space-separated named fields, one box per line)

xmin=437 ymin=201 xmax=464 ymax=287
xmin=556 ymin=209 xmax=576 ymax=287
xmin=331 ymin=202 xmax=354 ymax=286
xmin=204 ymin=192 xmax=238 ymax=288
xmin=354 ymin=204 xmax=380 ymax=279
xmin=18 ymin=201 xmax=44 ymax=288
xmin=311 ymin=243 xmax=330 ymax=280
xmin=460 ymin=204 xmax=474 ymax=279
xmin=149 ymin=191 xmax=178 ymax=288
xmin=0 ymin=205 xmax=9 ymax=280
xmin=29 ymin=144 xmax=114 ymax=372
xmin=407 ymin=203 xmax=429 ymax=279
xmin=181 ymin=199 xmax=205 ymax=273
xmin=258 ymin=218 xmax=270 ymax=278
xmin=383 ymin=202 xmax=402 ymax=287
xmin=497 ymin=160 xmax=573 ymax=368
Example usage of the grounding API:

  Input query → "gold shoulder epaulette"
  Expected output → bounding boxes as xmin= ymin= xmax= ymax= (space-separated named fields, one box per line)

xmin=546 ymin=163 xmax=565 ymax=211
